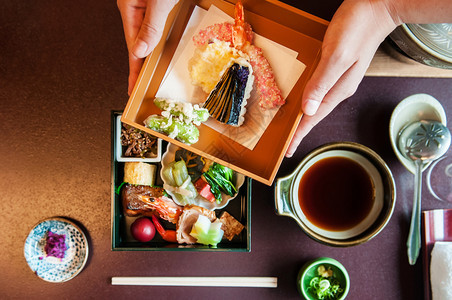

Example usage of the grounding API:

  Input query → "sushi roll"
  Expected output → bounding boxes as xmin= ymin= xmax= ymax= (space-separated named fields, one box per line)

xmin=202 ymin=58 xmax=254 ymax=127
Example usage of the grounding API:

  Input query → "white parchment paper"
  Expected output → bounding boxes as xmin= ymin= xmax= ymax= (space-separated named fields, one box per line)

xmin=156 ymin=5 xmax=305 ymax=150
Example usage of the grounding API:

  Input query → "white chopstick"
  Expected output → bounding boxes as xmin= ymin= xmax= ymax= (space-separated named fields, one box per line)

xmin=111 ymin=276 xmax=277 ymax=288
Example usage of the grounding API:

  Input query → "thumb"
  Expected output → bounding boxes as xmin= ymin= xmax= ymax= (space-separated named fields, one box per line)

xmin=132 ymin=0 xmax=178 ymax=58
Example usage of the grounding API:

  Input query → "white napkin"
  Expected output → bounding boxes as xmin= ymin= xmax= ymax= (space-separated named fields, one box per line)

xmin=156 ymin=5 xmax=305 ymax=150
xmin=430 ymin=241 xmax=452 ymax=300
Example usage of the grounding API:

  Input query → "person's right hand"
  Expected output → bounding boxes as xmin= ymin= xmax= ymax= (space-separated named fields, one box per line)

xmin=117 ymin=0 xmax=179 ymax=95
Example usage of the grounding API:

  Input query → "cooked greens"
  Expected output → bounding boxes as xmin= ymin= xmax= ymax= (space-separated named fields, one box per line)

xmin=203 ymin=163 xmax=237 ymax=202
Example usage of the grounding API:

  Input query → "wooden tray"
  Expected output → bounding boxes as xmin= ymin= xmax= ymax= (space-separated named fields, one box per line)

xmin=367 ymin=41 xmax=452 ymax=78
xmin=121 ymin=0 xmax=328 ymax=185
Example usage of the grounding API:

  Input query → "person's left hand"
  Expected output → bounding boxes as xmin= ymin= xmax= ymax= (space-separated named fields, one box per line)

xmin=117 ymin=0 xmax=179 ymax=95
xmin=285 ymin=0 xmax=399 ymax=158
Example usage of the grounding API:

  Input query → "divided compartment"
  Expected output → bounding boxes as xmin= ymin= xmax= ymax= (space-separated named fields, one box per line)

xmin=115 ymin=115 xmax=163 ymax=163
xmin=111 ymin=111 xmax=251 ymax=251
xmin=121 ymin=0 xmax=328 ymax=185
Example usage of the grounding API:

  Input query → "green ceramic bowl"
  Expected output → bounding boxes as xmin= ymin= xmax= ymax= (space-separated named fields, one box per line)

xmin=297 ymin=257 xmax=350 ymax=300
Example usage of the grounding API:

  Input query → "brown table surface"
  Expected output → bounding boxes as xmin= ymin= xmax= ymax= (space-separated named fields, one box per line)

xmin=2 ymin=0 xmax=452 ymax=299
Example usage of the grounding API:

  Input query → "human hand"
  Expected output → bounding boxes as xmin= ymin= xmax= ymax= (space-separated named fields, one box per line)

xmin=285 ymin=0 xmax=400 ymax=157
xmin=117 ymin=0 xmax=179 ymax=95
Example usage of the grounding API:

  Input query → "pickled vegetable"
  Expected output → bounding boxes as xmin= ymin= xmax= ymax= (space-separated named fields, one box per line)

xmin=189 ymin=215 xmax=224 ymax=247
xmin=44 ymin=231 xmax=66 ymax=259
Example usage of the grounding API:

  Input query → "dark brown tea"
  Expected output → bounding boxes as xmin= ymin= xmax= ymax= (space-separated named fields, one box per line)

xmin=298 ymin=156 xmax=374 ymax=231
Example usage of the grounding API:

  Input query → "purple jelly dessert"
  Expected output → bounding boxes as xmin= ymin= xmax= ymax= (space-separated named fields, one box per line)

xmin=44 ymin=231 xmax=66 ymax=259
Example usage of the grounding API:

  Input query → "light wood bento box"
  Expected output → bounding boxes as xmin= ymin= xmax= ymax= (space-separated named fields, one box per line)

xmin=121 ymin=0 xmax=328 ymax=185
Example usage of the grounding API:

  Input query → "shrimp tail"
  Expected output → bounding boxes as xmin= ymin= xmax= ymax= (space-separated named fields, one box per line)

xmin=151 ymin=215 xmax=178 ymax=243
xmin=192 ymin=0 xmax=253 ymax=48
xmin=232 ymin=0 xmax=247 ymax=48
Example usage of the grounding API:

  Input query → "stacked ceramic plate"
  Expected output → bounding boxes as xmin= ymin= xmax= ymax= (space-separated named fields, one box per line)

xmin=389 ymin=23 xmax=452 ymax=69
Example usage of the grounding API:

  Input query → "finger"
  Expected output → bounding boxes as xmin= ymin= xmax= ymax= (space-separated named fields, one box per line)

xmin=301 ymin=45 xmax=355 ymax=116
xmin=117 ymin=0 xmax=147 ymax=51
xmin=128 ymin=54 xmax=144 ymax=95
xmin=132 ymin=0 xmax=178 ymax=58
xmin=117 ymin=0 xmax=147 ymax=94
xmin=286 ymin=56 xmax=371 ymax=157
xmin=286 ymin=98 xmax=337 ymax=158
xmin=300 ymin=0 xmax=380 ymax=117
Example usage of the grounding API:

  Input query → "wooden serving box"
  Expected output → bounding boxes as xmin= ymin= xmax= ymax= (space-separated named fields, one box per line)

xmin=121 ymin=0 xmax=328 ymax=185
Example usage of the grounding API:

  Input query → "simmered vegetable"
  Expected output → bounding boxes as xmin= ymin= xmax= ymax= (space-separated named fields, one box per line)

xmin=161 ymin=160 xmax=198 ymax=205
xmin=194 ymin=177 xmax=216 ymax=202
xmin=174 ymin=148 xmax=205 ymax=181
xmin=202 ymin=174 xmax=222 ymax=202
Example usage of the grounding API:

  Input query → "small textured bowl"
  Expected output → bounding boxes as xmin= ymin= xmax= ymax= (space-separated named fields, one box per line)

xmin=160 ymin=143 xmax=245 ymax=210
xmin=297 ymin=257 xmax=350 ymax=300
xmin=389 ymin=93 xmax=447 ymax=174
xmin=389 ymin=23 xmax=452 ymax=69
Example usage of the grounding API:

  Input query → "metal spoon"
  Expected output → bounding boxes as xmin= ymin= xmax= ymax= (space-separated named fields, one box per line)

xmin=398 ymin=120 xmax=451 ymax=265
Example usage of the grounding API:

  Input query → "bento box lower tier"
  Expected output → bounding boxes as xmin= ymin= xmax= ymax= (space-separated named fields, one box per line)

xmin=111 ymin=111 xmax=251 ymax=251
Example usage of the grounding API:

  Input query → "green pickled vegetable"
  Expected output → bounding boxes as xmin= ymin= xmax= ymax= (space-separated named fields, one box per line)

xmin=144 ymin=115 xmax=199 ymax=145
xmin=190 ymin=215 xmax=224 ymax=247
